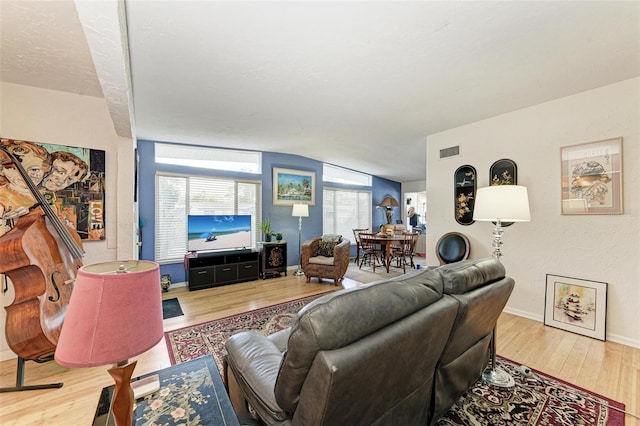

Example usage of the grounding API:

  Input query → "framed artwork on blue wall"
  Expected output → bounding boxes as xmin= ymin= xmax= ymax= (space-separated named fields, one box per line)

xmin=272 ymin=167 xmax=316 ymax=206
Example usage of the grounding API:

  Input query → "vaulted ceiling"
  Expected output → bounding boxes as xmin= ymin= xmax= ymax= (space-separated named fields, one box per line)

xmin=2 ymin=1 xmax=638 ymax=182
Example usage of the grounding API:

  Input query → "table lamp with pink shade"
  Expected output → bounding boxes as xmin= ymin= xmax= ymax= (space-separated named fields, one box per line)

xmin=55 ymin=260 xmax=163 ymax=426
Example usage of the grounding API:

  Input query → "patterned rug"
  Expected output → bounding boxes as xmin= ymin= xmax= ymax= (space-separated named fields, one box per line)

xmin=435 ymin=358 xmax=625 ymax=426
xmin=164 ymin=295 xmax=625 ymax=426
xmin=165 ymin=293 xmax=327 ymax=367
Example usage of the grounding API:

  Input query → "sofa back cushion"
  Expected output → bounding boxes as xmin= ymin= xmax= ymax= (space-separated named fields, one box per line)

xmin=438 ymin=256 xmax=506 ymax=294
xmin=274 ymin=269 xmax=446 ymax=414
xmin=292 ymin=296 xmax=458 ymax=425
xmin=436 ymin=258 xmax=514 ymax=359
xmin=431 ymin=257 xmax=515 ymax=421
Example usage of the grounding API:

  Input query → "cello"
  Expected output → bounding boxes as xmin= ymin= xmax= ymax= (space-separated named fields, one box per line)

xmin=0 ymin=145 xmax=84 ymax=365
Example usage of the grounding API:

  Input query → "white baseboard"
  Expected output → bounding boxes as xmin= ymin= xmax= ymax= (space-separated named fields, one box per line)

xmin=0 ymin=349 xmax=16 ymax=362
xmin=503 ymin=307 xmax=640 ymax=349
xmin=170 ymin=281 xmax=187 ymax=289
xmin=503 ymin=307 xmax=543 ymax=322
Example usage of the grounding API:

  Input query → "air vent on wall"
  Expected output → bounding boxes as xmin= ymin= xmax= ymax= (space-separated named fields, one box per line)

xmin=440 ymin=145 xmax=460 ymax=159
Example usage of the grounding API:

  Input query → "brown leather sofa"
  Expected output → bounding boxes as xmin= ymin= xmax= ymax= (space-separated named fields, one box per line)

xmin=300 ymin=236 xmax=351 ymax=286
xmin=225 ymin=258 xmax=514 ymax=425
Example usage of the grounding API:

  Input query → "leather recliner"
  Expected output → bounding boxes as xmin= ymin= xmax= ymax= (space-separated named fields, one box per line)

xmin=225 ymin=258 xmax=514 ymax=425
xmin=431 ymin=258 xmax=514 ymax=421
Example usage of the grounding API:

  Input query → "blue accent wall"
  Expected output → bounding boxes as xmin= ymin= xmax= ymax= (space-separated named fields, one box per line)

xmin=137 ymin=140 xmax=400 ymax=282
xmin=372 ymin=176 xmax=403 ymax=230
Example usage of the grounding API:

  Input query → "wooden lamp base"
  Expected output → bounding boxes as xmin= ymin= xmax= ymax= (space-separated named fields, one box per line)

xmin=107 ymin=361 xmax=136 ymax=426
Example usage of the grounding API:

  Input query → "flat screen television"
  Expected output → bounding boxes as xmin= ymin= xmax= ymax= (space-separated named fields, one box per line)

xmin=187 ymin=214 xmax=252 ymax=253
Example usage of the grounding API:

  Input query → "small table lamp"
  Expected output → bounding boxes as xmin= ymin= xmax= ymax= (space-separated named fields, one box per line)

xmin=378 ymin=196 xmax=399 ymax=224
xmin=473 ymin=185 xmax=530 ymax=388
xmin=55 ymin=260 xmax=163 ymax=426
xmin=292 ymin=203 xmax=309 ymax=276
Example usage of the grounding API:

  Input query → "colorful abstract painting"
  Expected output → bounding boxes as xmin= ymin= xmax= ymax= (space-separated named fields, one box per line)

xmin=0 ymin=138 xmax=105 ymax=241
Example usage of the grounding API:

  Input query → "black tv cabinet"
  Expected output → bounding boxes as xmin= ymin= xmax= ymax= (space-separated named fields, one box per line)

xmin=187 ymin=249 xmax=259 ymax=291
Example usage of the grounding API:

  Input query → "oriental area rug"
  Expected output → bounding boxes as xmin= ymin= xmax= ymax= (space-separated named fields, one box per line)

xmin=164 ymin=295 xmax=625 ymax=426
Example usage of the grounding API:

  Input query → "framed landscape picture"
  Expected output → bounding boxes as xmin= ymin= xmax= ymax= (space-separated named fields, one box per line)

xmin=272 ymin=167 xmax=315 ymax=206
xmin=544 ymin=274 xmax=607 ymax=341
xmin=560 ymin=137 xmax=623 ymax=215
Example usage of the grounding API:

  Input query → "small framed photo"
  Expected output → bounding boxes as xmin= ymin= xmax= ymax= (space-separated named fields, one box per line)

xmin=272 ymin=167 xmax=315 ymax=206
xmin=544 ymin=274 xmax=607 ymax=341
xmin=560 ymin=137 xmax=623 ymax=215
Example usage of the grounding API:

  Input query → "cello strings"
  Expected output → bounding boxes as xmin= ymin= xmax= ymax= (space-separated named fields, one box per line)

xmin=0 ymin=146 xmax=84 ymax=259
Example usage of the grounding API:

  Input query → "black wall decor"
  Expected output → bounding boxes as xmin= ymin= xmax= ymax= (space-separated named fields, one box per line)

xmin=489 ymin=158 xmax=518 ymax=226
xmin=490 ymin=159 xmax=517 ymax=186
xmin=454 ymin=165 xmax=476 ymax=225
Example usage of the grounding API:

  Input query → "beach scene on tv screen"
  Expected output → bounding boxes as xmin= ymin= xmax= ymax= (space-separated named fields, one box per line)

xmin=188 ymin=215 xmax=251 ymax=252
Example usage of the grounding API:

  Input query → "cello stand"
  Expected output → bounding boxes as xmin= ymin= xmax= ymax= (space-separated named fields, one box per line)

xmin=0 ymin=356 xmax=63 ymax=393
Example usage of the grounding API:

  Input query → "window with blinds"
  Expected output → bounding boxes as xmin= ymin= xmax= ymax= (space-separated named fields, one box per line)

xmin=155 ymin=173 xmax=261 ymax=263
xmin=323 ymin=188 xmax=371 ymax=239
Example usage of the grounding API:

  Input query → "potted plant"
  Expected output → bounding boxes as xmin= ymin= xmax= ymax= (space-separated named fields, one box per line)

xmin=261 ymin=219 xmax=272 ymax=241
xmin=273 ymin=232 xmax=283 ymax=241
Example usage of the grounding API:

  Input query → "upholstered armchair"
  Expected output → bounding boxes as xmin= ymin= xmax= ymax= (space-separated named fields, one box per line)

xmin=301 ymin=236 xmax=351 ymax=286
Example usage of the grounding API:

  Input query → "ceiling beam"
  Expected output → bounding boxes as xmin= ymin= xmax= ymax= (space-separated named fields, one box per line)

xmin=74 ymin=0 xmax=135 ymax=140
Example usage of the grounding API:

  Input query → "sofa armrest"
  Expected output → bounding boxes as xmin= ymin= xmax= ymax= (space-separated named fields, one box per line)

xmin=301 ymin=237 xmax=320 ymax=265
xmin=225 ymin=332 xmax=288 ymax=422
xmin=332 ymin=238 xmax=351 ymax=276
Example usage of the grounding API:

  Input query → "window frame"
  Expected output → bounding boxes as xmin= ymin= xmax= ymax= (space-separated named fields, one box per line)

xmin=322 ymin=186 xmax=372 ymax=242
xmin=155 ymin=143 xmax=262 ymax=174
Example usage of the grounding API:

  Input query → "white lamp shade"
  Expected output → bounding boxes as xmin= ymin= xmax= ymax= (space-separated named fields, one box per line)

xmin=292 ymin=203 xmax=309 ymax=217
xmin=473 ymin=185 xmax=531 ymax=222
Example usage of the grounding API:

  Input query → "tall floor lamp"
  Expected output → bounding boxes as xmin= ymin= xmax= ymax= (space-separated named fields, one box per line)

xmin=292 ymin=203 xmax=309 ymax=276
xmin=473 ymin=185 xmax=530 ymax=388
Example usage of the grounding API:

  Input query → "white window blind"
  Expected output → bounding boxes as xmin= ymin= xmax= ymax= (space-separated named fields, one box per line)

xmin=323 ymin=188 xmax=371 ymax=240
xmin=155 ymin=173 xmax=261 ymax=262
xmin=156 ymin=175 xmax=187 ymax=261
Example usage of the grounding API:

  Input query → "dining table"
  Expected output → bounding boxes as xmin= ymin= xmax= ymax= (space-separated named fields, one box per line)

xmin=366 ymin=233 xmax=410 ymax=273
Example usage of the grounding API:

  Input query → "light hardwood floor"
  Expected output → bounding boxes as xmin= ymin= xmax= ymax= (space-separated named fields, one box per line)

xmin=0 ymin=262 xmax=638 ymax=425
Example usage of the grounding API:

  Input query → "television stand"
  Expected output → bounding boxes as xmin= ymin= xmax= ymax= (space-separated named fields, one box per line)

xmin=187 ymin=249 xmax=259 ymax=291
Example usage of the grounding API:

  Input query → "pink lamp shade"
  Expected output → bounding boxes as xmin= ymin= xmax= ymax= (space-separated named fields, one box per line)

xmin=55 ymin=260 xmax=163 ymax=367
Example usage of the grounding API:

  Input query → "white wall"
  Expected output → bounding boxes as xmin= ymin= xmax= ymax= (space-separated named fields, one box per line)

xmin=402 ymin=180 xmax=426 ymax=193
xmin=426 ymin=78 xmax=639 ymax=347
xmin=0 ymin=82 xmax=135 ymax=360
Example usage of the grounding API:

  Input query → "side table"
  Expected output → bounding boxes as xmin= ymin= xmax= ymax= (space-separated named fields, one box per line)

xmin=258 ymin=241 xmax=287 ymax=279
xmin=93 ymin=355 xmax=239 ymax=426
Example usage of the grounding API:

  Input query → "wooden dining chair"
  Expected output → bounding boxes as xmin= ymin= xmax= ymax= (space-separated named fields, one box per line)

xmin=358 ymin=233 xmax=383 ymax=272
xmin=352 ymin=228 xmax=369 ymax=265
xmin=391 ymin=233 xmax=414 ymax=273
xmin=405 ymin=232 xmax=420 ymax=269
